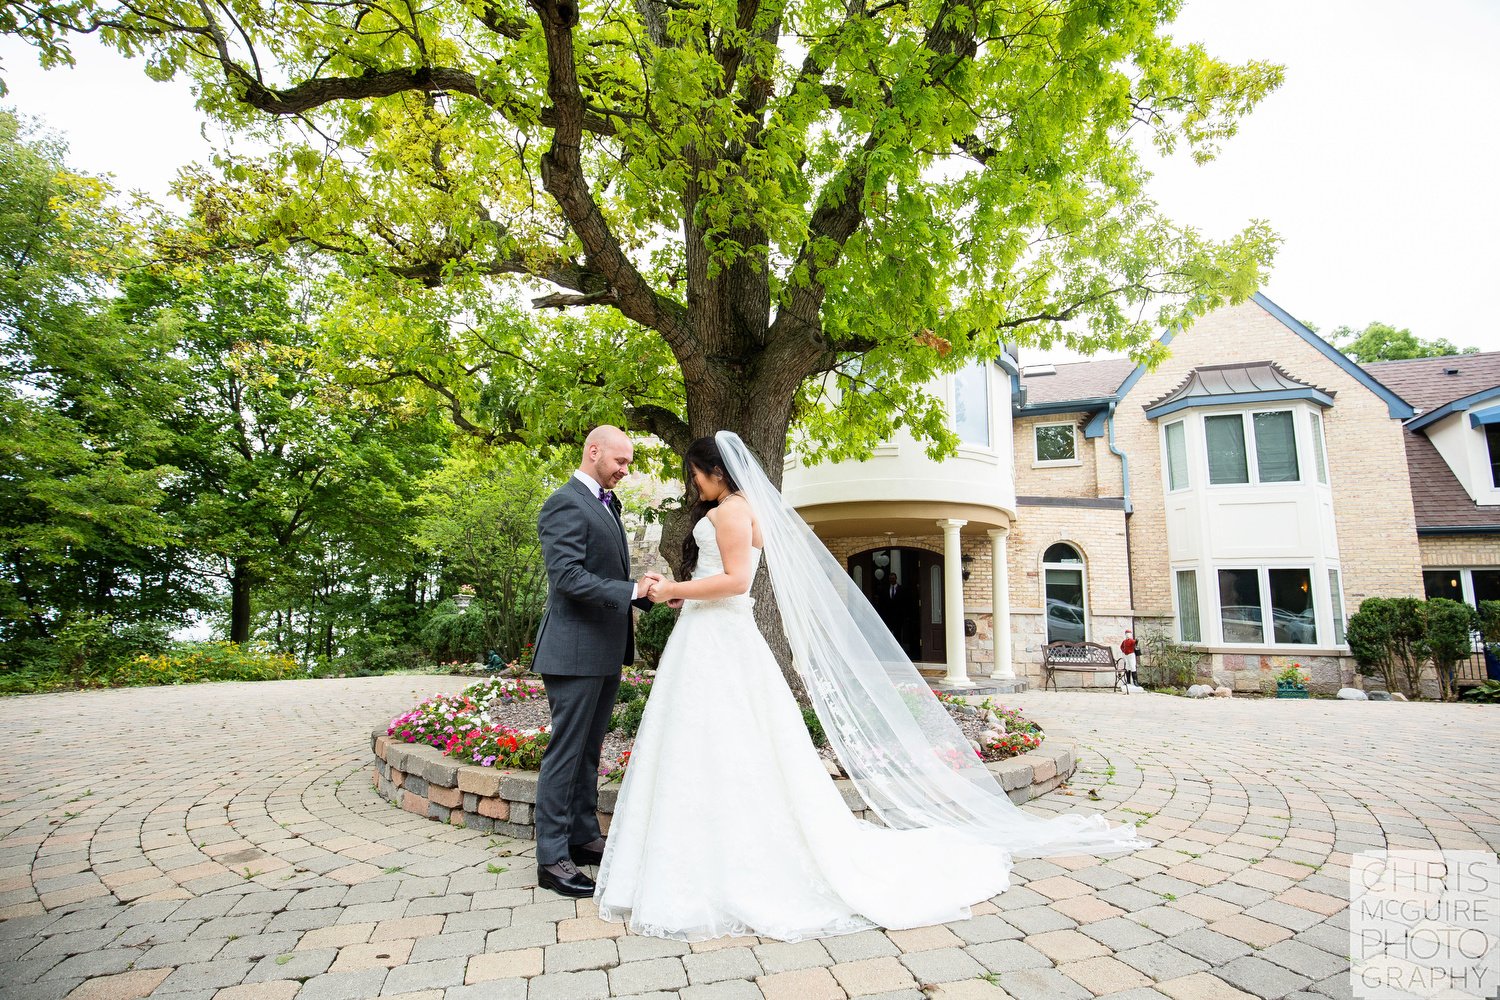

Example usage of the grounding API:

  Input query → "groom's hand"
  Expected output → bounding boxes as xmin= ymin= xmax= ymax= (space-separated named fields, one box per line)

xmin=637 ymin=572 xmax=665 ymax=601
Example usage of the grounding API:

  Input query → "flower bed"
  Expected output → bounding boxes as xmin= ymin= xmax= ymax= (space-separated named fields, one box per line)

xmin=372 ymin=677 xmax=1076 ymax=839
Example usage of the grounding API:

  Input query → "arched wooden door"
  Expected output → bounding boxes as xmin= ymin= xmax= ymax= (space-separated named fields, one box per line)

xmin=847 ymin=547 xmax=946 ymax=663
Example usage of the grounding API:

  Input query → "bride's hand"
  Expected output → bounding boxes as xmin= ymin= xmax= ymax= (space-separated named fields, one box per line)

xmin=649 ymin=580 xmax=677 ymax=602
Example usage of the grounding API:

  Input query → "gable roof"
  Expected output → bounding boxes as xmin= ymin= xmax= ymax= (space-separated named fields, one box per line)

xmin=1361 ymin=352 xmax=1500 ymax=533
xmin=1362 ymin=352 xmax=1500 ymax=415
xmin=1017 ymin=357 xmax=1136 ymax=407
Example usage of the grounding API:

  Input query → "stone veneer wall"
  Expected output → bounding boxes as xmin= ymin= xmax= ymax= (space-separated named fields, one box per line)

xmin=370 ymin=730 xmax=1079 ymax=837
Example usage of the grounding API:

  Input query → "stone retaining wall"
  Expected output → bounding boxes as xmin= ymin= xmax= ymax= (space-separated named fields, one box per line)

xmin=369 ymin=728 xmax=1078 ymax=838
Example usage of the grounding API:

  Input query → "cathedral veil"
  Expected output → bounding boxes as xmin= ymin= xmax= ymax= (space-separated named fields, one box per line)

xmin=715 ymin=430 xmax=1147 ymax=858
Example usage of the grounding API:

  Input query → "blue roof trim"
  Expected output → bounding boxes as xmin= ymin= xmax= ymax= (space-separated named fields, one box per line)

xmin=1012 ymin=397 xmax=1114 ymax=418
xmin=1250 ymin=292 xmax=1414 ymax=419
xmin=1471 ymin=404 xmax=1500 ymax=429
xmin=1106 ymin=327 xmax=1181 ymax=413
xmin=1406 ymin=385 xmax=1500 ymax=432
xmin=1144 ymin=387 xmax=1335 ymax=421
xmin=1083 ymin=410 xmax=1110 ymax=439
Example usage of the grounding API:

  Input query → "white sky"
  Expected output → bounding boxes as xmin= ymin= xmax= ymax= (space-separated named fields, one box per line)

xmin=1 ymin=0 xmax=1497 ymax=360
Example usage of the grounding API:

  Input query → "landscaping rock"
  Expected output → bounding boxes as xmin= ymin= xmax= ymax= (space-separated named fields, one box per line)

xmin=1213 ymin=687 xmax=1232 ymax=697
xmin=1367 ymin=690 xmax=1392 ymax=702
xmin=1337 ymin=688 xmax=1368 ymax=700
xmin=1392 ymin=692 xmax=1408 ymax=701
xmin=1187 ymin=685 xmax=1214 ymax=698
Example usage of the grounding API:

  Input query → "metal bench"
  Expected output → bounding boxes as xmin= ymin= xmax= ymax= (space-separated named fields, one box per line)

xmin=1042 ymin=640 xmax=1125 ymax=692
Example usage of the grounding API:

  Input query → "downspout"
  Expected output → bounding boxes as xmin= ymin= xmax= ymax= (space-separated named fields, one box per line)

xmin=1105 ymin=401 xmax=1136 ymax=626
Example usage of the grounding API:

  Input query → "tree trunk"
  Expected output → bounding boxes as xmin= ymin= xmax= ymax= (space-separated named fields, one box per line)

xmin=657 ymin=368 xmax=810 ymax=702
xmin=230 ymin=557 xmax=253 ymax=644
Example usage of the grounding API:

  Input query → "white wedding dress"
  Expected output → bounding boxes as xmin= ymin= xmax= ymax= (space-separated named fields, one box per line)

xmin=594 ymin=516 xmax=1013 ymax=941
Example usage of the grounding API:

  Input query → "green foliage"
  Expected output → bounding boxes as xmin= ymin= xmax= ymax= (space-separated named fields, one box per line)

xmin=611 ymin=697 xmax=648 ymax=739
xmin=802 ymin=706 xmax=828 ymax=750
xmin=1137 ymin=627 xmax=1203 ymax=689
xmin=104 ymin=642 xmax=303 ymax=688
xmin=634 ymin=603 xmax=679 ymax=670
xmin=1424 ymin=598 xmax=1478 ymax=703
xmin=3 ymin=0 xmax=1280 ymax=478
xmin=1334 ymin=322 xmax=1476 ymax=363
xmin=1346 ymin=596 xmax=1398 ymax=692
xmin=1461 ymin=680 xmax=1500 ymax=704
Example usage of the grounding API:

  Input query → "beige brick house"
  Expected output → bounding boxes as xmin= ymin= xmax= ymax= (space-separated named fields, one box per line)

xmin=784 ymin=294 xmax=1445 ymax=693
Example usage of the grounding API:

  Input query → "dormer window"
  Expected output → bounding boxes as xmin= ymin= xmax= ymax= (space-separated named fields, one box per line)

xmin=1486 ymin=424 xmax=1500 ymax=488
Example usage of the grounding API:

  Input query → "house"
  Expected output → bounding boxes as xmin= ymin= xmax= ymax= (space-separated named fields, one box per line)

xmin=1361 ymin=353 xmax=1500 ymax=613
xmin=783 ymin=294 xmax=1432 ymax=692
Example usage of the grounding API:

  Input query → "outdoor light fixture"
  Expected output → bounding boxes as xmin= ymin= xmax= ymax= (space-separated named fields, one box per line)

xmin=961 ymin=554 xmax=973 ymax=581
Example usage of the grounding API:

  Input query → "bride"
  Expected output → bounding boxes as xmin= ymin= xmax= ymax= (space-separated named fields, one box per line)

xmin=593 ymin=432 xmax=1145 ymax=942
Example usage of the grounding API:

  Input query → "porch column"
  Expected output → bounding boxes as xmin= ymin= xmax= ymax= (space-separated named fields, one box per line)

xmin=988 ymin=527 xmax=1015 ymax=681
xmin=938 ymin=518 xmax=971 ymax=687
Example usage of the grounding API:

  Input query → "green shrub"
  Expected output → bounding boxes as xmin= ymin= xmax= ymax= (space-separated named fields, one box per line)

xmin=635 ymin=602 xmax=678 ymax=670
xmin=1425 ymin=598 xmax=1478 ymax=702
xmin=802 ymin=706 xmax=828 ymax=748
xmin=611 ymin=697 xmax=648 ymax=738
xmin=1461 ymin=680 xmax=1500 ymax=703
xmin=115 ymin=642 xmax=303 ymax=686
xmin=1138 ymin=627 xmax=1202 ymax=689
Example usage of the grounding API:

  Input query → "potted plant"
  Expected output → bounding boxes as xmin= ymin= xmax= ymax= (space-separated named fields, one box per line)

xmin=453 ymin=584 xmax=476 ymax=611
xmin=1275 ymin=663 xmax=1310 ymax=699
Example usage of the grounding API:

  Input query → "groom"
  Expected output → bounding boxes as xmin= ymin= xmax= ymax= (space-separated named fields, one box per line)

xmin=531 ymin=425 xmax=660 ymax=898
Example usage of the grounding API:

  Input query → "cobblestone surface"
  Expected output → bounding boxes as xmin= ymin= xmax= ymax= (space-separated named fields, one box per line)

xmin=1 ymin=678 xmax=1497 ymax=999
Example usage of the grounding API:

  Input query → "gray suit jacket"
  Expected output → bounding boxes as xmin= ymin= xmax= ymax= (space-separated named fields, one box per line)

xmin=531 ymin=477 xmax=649 ymax=676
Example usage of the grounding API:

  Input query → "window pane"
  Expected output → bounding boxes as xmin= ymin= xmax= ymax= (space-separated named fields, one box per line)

xmin=1311 ymin=412 xmax=1329 ymax=484
xmin=1269 ymin=568 xmax=1315 ymax=644
xmin=1471 ymin=569 xmax=1500 ymax=607
xmin=953 ymin=364 xmax=990 ymax=447
xmin=1045 ymin=568 xmax=1086 ymax=642
xmin=1165 ymin=421 xmax=1189 ymax=491
xmin=1423 ymin=570 xmax=1463 ymax=602
xmin=1218 ymin=568 xmax=1264 ymax=642
xmin=1254 ymin=411 xmax=1300 ymax=483
xmin=1035 ymin=424 xmax=1076 ymax=462
xmin=1205 ymin=415 xmax=1249 ymax=484
xmin=1176 ymin=570 xmax=1201 ymax=643
xmin=1043 ymin=543 xmax=1082 ymax=564
xmin=1487 ymin=425 xmax=1500 ymax=488
xmin=1329 ymin=568 xmax=1345 ymax=645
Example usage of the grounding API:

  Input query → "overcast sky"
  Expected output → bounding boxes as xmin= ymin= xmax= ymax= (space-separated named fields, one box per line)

xmin=2 ymin=0 xmax=1497 ymax=359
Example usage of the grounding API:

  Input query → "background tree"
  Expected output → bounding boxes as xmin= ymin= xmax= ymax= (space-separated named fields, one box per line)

xmin=1334 ymin=321 xmax=1475 ymax=363
xmin=1424 ymin=597 xmax=1477 ymax=703
xmin=6 ymin=0 xmax=1282 ymax=488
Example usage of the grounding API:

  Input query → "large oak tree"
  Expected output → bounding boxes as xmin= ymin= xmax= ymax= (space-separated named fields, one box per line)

xmin=6 ymin=0 xmax=1281 ymax=478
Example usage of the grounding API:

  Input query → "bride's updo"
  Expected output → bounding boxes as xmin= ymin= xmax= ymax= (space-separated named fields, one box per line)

xmin=680 ymin=435 xmax=741 ymax=577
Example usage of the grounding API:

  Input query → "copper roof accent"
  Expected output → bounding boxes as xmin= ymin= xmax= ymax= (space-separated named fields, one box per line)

xmin=1017 ymin=357 xmax=1136 ymax=406
xmin=1142 ymin=361 xmax=1335 ymax=412
xmin=1362 ymin=352 xmax=1500 ymax=415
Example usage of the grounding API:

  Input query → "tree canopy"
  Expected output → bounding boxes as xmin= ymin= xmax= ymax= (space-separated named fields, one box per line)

xmin=5 ymin=0 xmax=1282 ymax=473
xmin=1334 ymin=321 xmax=1476 ymax=364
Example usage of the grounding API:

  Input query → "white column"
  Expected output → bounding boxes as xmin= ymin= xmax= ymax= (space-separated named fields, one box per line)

xmin=988 ymin=527 xmax=1015 ymax=681
xmin=938 ymin=518 xmax=971 ymax=687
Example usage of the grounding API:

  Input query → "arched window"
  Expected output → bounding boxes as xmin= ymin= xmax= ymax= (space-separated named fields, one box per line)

xmin=1043 ymin=543 xmax=1087 ymax=642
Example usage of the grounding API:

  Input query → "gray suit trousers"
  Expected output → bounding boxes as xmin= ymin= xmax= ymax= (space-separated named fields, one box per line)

xmin=534 ymin=671 xmax=621 ymax=865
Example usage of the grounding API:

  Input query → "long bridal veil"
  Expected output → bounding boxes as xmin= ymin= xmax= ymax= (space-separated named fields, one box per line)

xmin=715 ymin=431 xmax=1147 ymax=858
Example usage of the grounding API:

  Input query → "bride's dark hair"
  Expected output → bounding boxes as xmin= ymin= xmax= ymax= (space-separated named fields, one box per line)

xmin=680 ymin=435 xmax=741 ymax=577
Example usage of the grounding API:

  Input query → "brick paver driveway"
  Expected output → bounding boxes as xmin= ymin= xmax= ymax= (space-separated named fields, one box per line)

xmin=1 ymin=677 xmax=1496 ymax=1000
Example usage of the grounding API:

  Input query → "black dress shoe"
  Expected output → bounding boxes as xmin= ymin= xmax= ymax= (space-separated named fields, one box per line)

xmin=537 ymin=860 xmax=596 ymax=898
xmin=569 ymin=838 xmax=606 ymax=867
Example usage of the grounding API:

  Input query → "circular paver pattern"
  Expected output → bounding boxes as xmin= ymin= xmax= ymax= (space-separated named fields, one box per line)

xmin=0 ymin=677 xmax=1496 ymax=1000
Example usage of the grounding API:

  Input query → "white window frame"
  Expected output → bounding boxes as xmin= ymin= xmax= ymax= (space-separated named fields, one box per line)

xmin=1162 ymin=419 xmax=1189 ymax=492
xmin=1041 ymin=542 xmax=1089 ymax=643
xmin=1214 ymin=564 xmax=1320 ymax=647
xmin=951 ymin=362 xmax=993 ymax=450
xmin=1033 ymin=422 xmax=1080 ymax=468
xmin=1173 ymin=568 xmax=1202 ymax=644
xmin=1203 ymin=407 xmax=1303 ymax=488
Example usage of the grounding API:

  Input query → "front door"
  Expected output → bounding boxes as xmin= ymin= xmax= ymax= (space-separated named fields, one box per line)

xmin=847 ymin=547 xmax=946 ymax=663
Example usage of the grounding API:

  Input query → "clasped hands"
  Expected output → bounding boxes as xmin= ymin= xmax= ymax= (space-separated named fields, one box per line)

xmin=639 ymin=572 xmax=683 ymax=608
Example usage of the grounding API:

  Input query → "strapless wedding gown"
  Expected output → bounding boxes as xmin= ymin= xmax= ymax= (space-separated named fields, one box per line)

xmin=594 ymin=517 xmax=1012 ymax=941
